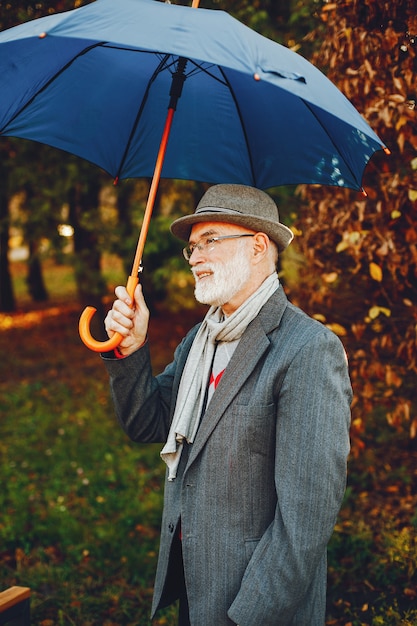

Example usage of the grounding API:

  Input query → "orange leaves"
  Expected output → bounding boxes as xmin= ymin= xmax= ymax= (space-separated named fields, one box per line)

xmin=326 ymin=322 xmax=347 ymax=336
xmin=292 ymin=0 xmax=417 ymax=454
xmin=385 ymin=366 xmax=403 ymax=391
xmin=405 ymin=226 xmax=417 ymax=243
xmin=319 ymin=3 xmax=337 ymax=23
xmin=363 ymin=58 xmax=377 ymax=81
xmin=387 ymin=401 xmax=410 ymax=427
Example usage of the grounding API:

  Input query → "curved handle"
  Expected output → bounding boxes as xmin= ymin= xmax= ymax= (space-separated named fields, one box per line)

xmin=78 ymin=306 xmax=124 ymax=352
xmin=78 ymin=275 xmax=139 ymax=353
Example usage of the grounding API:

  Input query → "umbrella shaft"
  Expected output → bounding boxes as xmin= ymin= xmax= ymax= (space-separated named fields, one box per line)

xmin=131 ymin=54 xmax=191 ymax=277
xmin=131 ymin=107 xmax=176 ymax=278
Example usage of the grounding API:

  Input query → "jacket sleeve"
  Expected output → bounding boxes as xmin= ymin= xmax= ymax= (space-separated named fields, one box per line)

xmin=228 ymin=329 xmax=352 ymax=626
xmin=102 ymin=332 xmax=193 ymax=444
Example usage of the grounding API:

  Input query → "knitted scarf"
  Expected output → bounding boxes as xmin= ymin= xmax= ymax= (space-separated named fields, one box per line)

xmin=160 ymin=272 xmax=279 ymax=480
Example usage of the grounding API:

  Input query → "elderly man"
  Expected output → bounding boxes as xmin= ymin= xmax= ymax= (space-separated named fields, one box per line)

xmin=103 ymin=184 xmax=352 ymax=626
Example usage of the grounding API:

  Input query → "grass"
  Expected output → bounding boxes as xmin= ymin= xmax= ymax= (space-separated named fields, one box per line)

xmin=1 ymin=257 xmax=417 ymax=625
xmin=1 ymin=379 xmax=165 ymax=625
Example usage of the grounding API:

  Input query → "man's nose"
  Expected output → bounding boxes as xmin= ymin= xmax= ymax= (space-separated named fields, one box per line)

xmin=188 ymin=246 xmax=204 ymax=264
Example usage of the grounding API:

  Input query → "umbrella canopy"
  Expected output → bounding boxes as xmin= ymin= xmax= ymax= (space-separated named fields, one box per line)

xmin=0 ymin=0 xmax=385 ymax=191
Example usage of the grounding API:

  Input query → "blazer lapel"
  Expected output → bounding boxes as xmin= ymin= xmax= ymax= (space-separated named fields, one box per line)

xmin=186 ymin=287 xmax=288 ymax=467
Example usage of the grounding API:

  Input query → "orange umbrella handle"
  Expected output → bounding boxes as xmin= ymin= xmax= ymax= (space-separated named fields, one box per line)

xmin=78 ymin=109 xmax=175 ymax=352
xmin=79 ymin=275 xmax=138 ymax=352
xmin=78 ymin=48 xmax=192 ymax=352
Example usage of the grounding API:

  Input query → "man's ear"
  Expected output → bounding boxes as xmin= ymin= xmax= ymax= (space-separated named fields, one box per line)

xmin=252 ymin=232 xmax=269 ymax=260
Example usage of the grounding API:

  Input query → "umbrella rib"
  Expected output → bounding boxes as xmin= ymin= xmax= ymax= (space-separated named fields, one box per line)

xmin=188 ymin=60 xmax=228 ymax=85
xmin=0 ymin=41 xmax=109 ymax=134
xmin=300 ymin=98 xmax=361 ymax=188
xmin=114 ymin=53 xmax=172 ymax=182
xmin=218 ymin=66 xmax=257 ymax=186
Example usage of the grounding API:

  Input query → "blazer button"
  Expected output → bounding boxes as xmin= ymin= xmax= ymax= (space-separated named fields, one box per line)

xmin=168 ymin=523 xmax=175 ymax=533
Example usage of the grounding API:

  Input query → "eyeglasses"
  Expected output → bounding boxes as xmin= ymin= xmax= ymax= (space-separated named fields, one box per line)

xmin=182 ymin=234 xmax=254 ymax=261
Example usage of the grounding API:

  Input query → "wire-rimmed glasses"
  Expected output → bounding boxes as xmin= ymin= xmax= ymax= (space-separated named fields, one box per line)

xmin=183 ymin=233 xmax=254 ymax=260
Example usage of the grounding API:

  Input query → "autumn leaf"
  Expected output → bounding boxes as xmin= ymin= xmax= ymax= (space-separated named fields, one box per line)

xmin=369 ymin=262 xmax=383 ymax=282
xmin=322 ymin=272 xmax=338 ymax=283
xmin=336 ymin=240 xmax=349 ymax=252
xmin=326 ymin=322 xmax=347 ymax=336
xmin=369 ymin=305 xmax=391 ymax=319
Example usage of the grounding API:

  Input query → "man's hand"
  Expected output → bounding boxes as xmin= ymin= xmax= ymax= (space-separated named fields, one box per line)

xmin=104 ymin=283 xmax=149 ymax=356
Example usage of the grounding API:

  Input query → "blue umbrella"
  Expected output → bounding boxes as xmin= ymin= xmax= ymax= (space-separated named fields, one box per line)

xmin=0 ymin=0 xmax=387 ymax=350
xmin=0 ymin=0 xmax=386 ymax=188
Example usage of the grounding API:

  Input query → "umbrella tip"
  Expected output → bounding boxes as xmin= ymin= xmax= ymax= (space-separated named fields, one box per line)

xmin=383 ymin=146 xmax=391 ymax=155
xmin=113 ymin=176 xmax=119 ymax=186
xmin=254 ymin=73 xmax=261 ymax=81
xmin=361 ymin=187 xmax=368 ymax=197
xmin=39 ymin=32 xmax=47 ymax=39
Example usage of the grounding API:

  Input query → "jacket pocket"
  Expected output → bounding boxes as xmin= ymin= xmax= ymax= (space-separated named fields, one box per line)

xmin=231 ymin=402 xmax=276 ymax=457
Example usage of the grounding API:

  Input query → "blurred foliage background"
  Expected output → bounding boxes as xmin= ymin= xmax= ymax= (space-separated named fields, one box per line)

xmin=1 ymin=0 xmax=416 ymax=623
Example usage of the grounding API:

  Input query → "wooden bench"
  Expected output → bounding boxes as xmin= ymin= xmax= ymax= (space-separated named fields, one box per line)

xmin=0 ymin=587 xmax=31 ymax=626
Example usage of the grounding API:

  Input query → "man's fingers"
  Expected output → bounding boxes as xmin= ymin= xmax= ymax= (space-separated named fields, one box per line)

xmin=133 ymin=284 xmax=149 ymax=314
xmin=105 ymin=310 xmax=130 ymax=338
xmin=112 ymin=298 xmax=135 ymax=320
xmin=112 ymin=309 xmax=134 ymax=330
xmin=114 ymin=285 xmax=132 ymax=306
xmin=105 ymin=284 xmax=149 ymax=352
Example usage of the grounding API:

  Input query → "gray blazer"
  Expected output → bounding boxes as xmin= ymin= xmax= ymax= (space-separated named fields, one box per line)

xmin=104 ymin=288 xmax=352 ymax=626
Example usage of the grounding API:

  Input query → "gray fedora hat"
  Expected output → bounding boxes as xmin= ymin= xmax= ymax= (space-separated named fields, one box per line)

xmin=170 ymin=184 xmax=294 ymax=252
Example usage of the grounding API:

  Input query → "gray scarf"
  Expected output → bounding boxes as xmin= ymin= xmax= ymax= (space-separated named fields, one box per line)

xmin=160 ymin=272 xmax=279 ymax=480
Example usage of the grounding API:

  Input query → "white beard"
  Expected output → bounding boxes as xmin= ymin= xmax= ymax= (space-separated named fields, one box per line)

xmin=192 ymin=243 xmax=252 ymax=307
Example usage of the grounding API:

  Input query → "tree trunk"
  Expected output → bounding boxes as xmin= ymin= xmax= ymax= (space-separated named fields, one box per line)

xmin=27 ymin=240 xmax=48 ymax=302
xmin=0 ymin=159 xmax=15 ymax=312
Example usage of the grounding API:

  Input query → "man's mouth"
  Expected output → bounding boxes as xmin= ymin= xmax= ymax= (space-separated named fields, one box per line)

xmin=193 ymin=267 xmax=214 ymax=281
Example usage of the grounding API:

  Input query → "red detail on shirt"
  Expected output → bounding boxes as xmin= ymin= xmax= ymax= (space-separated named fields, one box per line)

xmin=209 ymin=369 xmax=225 ymax=389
